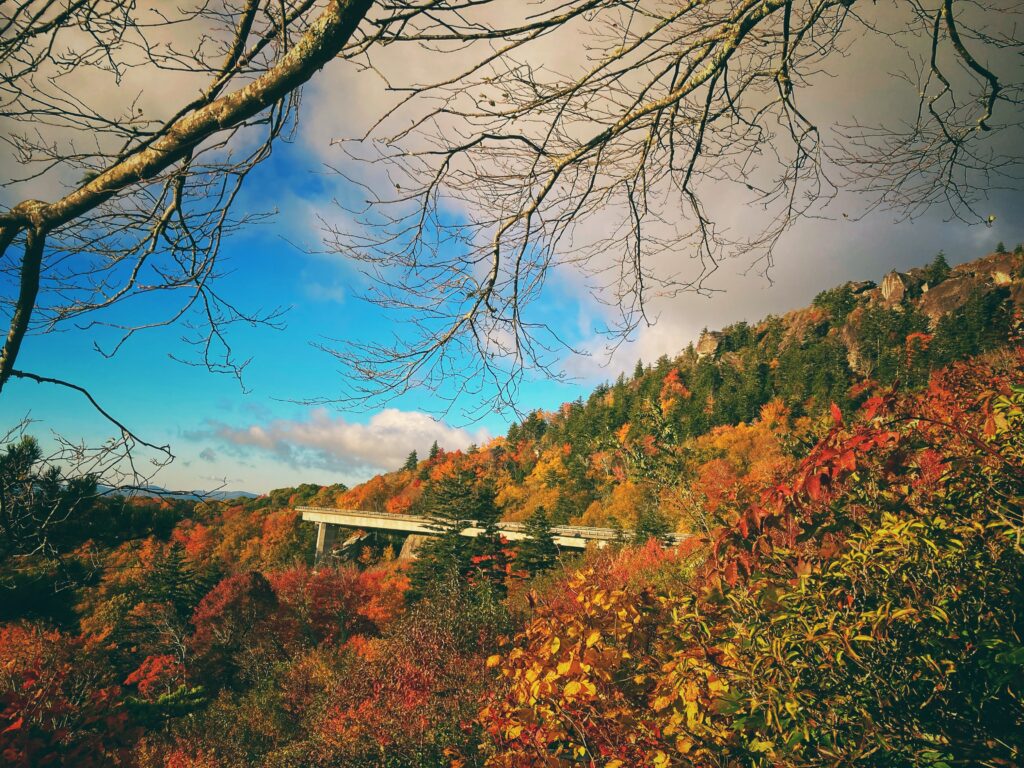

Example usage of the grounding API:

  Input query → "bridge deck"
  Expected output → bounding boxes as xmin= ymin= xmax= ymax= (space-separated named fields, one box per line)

xmin=298 ymin=506 xmax=689 ymax=552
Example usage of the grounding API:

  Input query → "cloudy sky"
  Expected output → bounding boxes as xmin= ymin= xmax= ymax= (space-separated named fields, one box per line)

xmin=2 ymin=2 xmax=1022 ymax=493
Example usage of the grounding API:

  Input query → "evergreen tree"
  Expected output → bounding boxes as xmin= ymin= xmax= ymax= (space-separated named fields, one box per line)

xmin=402 ymin=450 xmax=418 ymax=471
xmin=145 ymin=544 xmax=205 ymax=621
xmin=0 ymin=435 xmax=97 ymax=561
xmin=407 ymin=469 xmax=499 ymax=601
xmin=932 ymin=287 xmax=1013 ymax=365
xmin=633 ymin=505 xmax=672 ymax=545
xmin=855 ymin=305 xmax=929 ymax=384
xmin=923 ymin=251 xmax=951 ymax=286
xmin=996 ymin=241 xmax=1007 ymax=254
xmin=428 ymin=440 xmax=441 ymax=461
xmin=813 ymin=284 xmax=857 ymax=322
xmin=634 ymin=359 xmax=645 ymax=380
xmin=516 ymin=507 xmax=559 ymax=574
xmin=521 ymin=411 xmax=548 ymax=441
xmin=467 ymin=486 xmax=510 ymax=597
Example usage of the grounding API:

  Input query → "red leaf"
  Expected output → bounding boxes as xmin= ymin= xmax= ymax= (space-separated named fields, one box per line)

xmin=2 ymin=717 xmax=23 ymax=734
xmin=805 ymin=472 xmax=822 ymax=500
xmin=830 ymin=402 xmax=843 ymax=426
xmin=838 ymin=450 xmax=856 ymax=472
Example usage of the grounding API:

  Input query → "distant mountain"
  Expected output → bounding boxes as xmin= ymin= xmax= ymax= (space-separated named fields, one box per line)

xmin=100 ymin=485 xmax=259 ymax=502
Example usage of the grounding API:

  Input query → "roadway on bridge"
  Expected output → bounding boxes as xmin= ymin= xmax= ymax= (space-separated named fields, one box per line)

xmin=298 ymin=506 xmax=689 ymax=551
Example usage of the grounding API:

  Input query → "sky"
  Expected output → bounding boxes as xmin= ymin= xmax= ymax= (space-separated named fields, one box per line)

xmin=2 ymin=2 xmax=1023 ymax=494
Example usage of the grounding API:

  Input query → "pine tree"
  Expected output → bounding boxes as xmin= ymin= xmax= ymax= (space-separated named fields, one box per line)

xmin=516 ymin=507 xmax=559 ymax=574
xmin=407 ymin=469 xmax=499 ymax=600
xmin=402 ymin=450 xmax=418 ymax=471
xmin=428 ymin=440 xmax=441 ymax=461
xmin=468 ymin=488 xmax=511 ymax=597
xmin=145 ymin=544 xmax=204 ymax=620
xmin=634 ymin=359 xmax=645 ymax=380
xmin=923 ymin=251 xmax=951 ymax=286
xmin=0 ymin=435 xmax=97 ymax=561
xmin=633 ymin=505 xmax=672 ymax=545
xmin=996 ymin=241 xmax=1007 ymax=254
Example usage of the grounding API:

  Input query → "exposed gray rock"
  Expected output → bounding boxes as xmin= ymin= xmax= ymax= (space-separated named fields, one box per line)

xmin=879 ymin=271 xmax=909 ymax=306
xmin=917 ymin=277 xmax=976 ymax=327
xmin=696 ymin=330 xmax=722 ymax=358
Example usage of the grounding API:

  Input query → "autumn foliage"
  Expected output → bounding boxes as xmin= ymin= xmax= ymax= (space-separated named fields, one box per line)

xmin=2 ymin=253 xmax=1023 ymax=766
xmin=478 ymin=348 xmax=1024 ymax=767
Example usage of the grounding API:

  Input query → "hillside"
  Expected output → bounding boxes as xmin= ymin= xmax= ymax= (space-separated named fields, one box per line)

xmin=1 ymin=247 xmax=1022 ymax=768
xmin=324 ymin=248 xmax=1024 ymax=534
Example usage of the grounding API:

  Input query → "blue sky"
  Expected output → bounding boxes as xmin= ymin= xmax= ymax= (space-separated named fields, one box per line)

xmin=3 ymin=15 xmax=1023 ymax=493
xmin=0 ymin=137 xmax=603 ymax=492
xmin=4 ymin=127 xmax=1019 ymax=494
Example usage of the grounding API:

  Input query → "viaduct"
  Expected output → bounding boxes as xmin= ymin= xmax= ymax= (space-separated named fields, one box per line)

xmin=299 ymin=506 xmax=690 ymax=560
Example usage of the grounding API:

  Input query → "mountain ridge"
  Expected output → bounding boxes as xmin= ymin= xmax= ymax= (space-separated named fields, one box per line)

xmin=318 ymin=247 xmax=1024 ymax=533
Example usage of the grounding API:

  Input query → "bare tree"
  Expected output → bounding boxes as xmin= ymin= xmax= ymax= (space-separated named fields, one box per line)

xmin=0 ymin=0 xmax=1021 ymax=436
xmin=327 ymin=0 xmax=1024 ymax=416
xmin=0 ymin=0 xmax=384 ymax=395
xmin=0 ymin=0 xmax=631 ymax=476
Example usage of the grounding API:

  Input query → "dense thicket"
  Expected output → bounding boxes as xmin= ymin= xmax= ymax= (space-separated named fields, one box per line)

xmin=2 ymin=250 xmax=1022 ymax=766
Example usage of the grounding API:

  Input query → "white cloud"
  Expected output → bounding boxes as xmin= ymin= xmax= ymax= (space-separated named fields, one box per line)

xmin=198 ymin=407 xmax=490 ymax=480
xmin=302 ymin=278 xmax=346 ymax=304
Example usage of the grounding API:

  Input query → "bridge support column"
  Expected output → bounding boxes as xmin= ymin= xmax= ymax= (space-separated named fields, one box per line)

xmin=398 ymin=534 xmax=431 ymax=560
xmin=315 ymin=522 xmax=338 ymax=562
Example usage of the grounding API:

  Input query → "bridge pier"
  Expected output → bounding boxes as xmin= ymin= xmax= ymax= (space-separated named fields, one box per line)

xmin=314 ymin=521 xmax=338 ymax=561
xmin=398 ymin=534 xmax=431 ymax=560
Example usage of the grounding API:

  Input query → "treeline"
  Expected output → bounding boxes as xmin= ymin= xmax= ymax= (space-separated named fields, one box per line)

xmin=2 ymin=324 xmax=1022 ymax=767
xmin=329 ymin=250 xmax=1023 ymax=534
xmin=2 ymin=249 xmax=1023 ymax=766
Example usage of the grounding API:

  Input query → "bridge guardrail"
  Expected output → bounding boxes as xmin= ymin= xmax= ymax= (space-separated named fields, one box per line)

xmin=297 ymin=506 xmax=689 ymax=544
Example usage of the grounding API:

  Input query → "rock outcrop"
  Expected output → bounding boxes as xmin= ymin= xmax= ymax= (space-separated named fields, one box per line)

xmin=918 ymin=277 xmax=977 ymax=326
xmin=696 ymin=330 xmax=722 ymax=359
xmin=955 ymin=251 xmax=1022 ymax=285
xmin=879 ymin=271 xmax=909 ymax=306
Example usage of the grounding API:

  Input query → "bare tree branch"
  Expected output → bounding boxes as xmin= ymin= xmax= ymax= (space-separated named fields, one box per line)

xmin=322 ymin=0 xmax=1023 ymax=416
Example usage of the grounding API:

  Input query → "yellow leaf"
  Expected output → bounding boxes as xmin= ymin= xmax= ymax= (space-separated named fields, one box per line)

xmin=564 ymin=680 xmax=582 ymax=697
xmin=652 ymin=695 xmax=673 ymax=711
xmin=486 ymin=654 xmax=501 ymax=668
xmin=586 ymin=630 xmax=601 ymax=648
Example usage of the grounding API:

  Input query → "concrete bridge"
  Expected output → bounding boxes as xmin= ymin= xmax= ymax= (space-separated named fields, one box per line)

xmin=298 ymin=506 xmax=689 ymax=560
